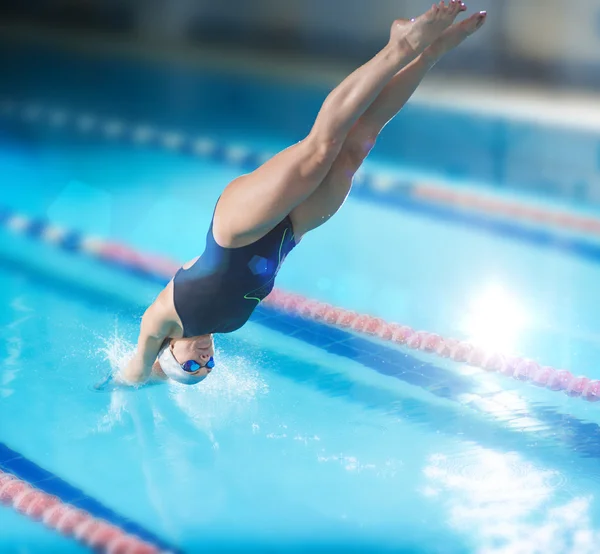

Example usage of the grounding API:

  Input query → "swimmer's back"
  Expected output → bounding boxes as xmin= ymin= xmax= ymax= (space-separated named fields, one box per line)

xmin=172 ymin=203 xmax=297 ymax=337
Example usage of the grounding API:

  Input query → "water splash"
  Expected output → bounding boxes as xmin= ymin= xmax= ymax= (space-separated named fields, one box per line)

xmin=171 ymin=352 xmax=269 ymax=398
xmin=100 ymin=332 xmax=136 ymax=371
xmin=170 ymin=352 xmax=269 ymax=429
xmin=93 ymin=331 xmax=136 ymax=391
xmin=93 ymin=333 xmax=270 ymax=434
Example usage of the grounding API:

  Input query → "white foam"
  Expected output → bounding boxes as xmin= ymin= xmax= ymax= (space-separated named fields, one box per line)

xmin=97 ymin=333 xmax=268 ymax=401
xmin=99 ymin=333 xmax=136 ymax=380
xmin=170 ymin=352 xmax=269 ymax=429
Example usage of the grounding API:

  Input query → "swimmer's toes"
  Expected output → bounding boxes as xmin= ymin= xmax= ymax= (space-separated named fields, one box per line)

xmin=449 ymin=1 xmax=461 ymax=15
xmin=424 ymin=11 xmax=487 ymax=60
xmin=466 ymin=11 xmax=487 ymax=34
xmin=393 ymin=0 xmax=471 ymax=54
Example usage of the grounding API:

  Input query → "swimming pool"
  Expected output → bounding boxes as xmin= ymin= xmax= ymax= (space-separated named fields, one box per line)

xmin=3 ymin=39 xmax=600 ymax=554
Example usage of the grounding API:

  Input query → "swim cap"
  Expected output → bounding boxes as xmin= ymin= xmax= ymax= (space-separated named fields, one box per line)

xmin=157 ymin=341 xmax=207 ymax=386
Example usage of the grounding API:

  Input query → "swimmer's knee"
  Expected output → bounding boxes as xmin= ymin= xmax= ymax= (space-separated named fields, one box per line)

xmin=338 ymin=132 xmax=377 ymax=173
xmin=301 ymin=133 xmax=343 ymax=175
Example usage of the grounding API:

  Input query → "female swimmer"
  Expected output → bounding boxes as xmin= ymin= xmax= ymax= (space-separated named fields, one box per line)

xmin=122 ymin=3 xmax=487 ymax=385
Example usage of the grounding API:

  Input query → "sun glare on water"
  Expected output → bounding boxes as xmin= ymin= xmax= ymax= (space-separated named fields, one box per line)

xmin=461 ymin=283 xmax=530 ymax=353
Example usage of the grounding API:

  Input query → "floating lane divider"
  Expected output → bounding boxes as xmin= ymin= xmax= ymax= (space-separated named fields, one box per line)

xmin=0 ymin=470 xmax=163 ymax=554
xmin=0 ymin=444 xmax=176 ymax=554
xmin=3 ymin=98 xmax=600 ymax=241
xmin=412 ymin=184 xmax=600 ymax=235
xmin=1 ymin=204 xmax=598 ymax=403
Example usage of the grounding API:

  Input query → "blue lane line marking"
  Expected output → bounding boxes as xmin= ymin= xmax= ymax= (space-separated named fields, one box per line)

xmin=255 ymin=305 xmax=472 ymax=397
xmin=0 ymin=443 xmax=180 ymax=554
xmin=253 ymin=305 xmax=600 ymax=458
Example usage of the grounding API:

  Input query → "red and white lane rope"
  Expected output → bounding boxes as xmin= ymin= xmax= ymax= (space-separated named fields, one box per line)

xmin=414 ymin=184 xmax=600 ymax=236
xmin=0 ymin=470 xmax=163 ymax=554
xmin=1 ymin=206 xmax=597 ymax=403
xmin=261 ymin=290 xmax=600 ymax=402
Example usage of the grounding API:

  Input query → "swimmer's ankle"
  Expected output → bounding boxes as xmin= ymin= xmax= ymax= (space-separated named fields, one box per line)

xmin=418 ymin=49 xmax=439 ymax=70
xmin=387 ymin=20 xmax=421 ymax=59
xmin=384 ymin=37 xmax=417 ymax=63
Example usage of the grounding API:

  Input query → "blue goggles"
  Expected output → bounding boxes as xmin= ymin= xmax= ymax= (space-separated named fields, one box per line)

xmin=181 ymin=357 xmax=215 ymax=373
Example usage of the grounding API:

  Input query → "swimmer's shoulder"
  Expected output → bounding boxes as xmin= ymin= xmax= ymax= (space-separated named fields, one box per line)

xmin=145 ymin=280 xmax=184 ymax=339
xmin=146 ymin=255 xmax=204 ymax=339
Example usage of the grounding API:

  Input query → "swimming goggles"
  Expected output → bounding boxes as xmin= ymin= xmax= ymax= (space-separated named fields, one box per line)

xmin=180 ymin=357 xmax=215 ymax=373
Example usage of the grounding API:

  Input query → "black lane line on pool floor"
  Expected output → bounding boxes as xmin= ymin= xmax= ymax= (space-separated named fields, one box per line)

xmin=0 ymin=443 xmax=180 ymax=553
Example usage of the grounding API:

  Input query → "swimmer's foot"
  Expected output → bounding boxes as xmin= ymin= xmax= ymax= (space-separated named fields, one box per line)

xmin=423 ymin=11 xmax=487 ymax=64
xmin=390 ymin=1 xmax=467 ymax=56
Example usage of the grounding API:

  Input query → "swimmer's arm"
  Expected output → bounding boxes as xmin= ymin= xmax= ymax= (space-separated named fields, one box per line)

xmin=121 ymin=304 xmax=173 ymax=385
xmin=151 ymin=360 xmax=168 ymax=381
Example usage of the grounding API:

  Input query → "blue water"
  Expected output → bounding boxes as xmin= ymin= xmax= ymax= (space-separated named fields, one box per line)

xmin=2 ymin=41 xmax=600 ymax=553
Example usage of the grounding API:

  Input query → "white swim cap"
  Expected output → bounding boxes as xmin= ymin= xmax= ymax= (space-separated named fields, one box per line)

xmin=157 ymin=341 xmax=207 ymax=386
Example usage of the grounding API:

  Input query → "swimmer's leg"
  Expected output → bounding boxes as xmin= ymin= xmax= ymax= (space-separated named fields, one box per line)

xmin=290 ymin=12 xmax=486 ymax=237
xmin=214 ymin=3 xmax=464 ymax=245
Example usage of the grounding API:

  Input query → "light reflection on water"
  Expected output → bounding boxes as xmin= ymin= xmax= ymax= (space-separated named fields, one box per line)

xmin=423 ymin=447 xmax=599 ymax=554
xmin=461 ymin=282 xmax=531 ymax=353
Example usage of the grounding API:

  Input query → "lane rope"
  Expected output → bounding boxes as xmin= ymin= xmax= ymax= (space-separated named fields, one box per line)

xmin=0 ymin=469 xmax=167 ymax=554
xmin=2 ymin=98 xmax=600 ymax=238
xmin=1 ymin=205 xmax=598 ymax=403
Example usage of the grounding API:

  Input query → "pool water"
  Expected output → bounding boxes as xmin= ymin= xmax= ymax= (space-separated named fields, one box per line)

xmin=2 ymin=41 xmax=600 ymax=553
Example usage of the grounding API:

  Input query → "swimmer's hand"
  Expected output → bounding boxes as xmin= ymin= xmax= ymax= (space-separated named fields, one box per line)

xmin=115 ymin=355 xmax=168 ymax=386
xmin=120 ymin=354 xmax=149 ymax=385
xmin=94 ymin=361 xmax=166 ymax=391
xmin=95 ymin=360 xmax=164 ymax=391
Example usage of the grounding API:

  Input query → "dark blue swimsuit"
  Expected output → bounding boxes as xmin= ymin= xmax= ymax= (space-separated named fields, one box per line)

xmin=172 ymin=204 xmax=297 ymax=337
